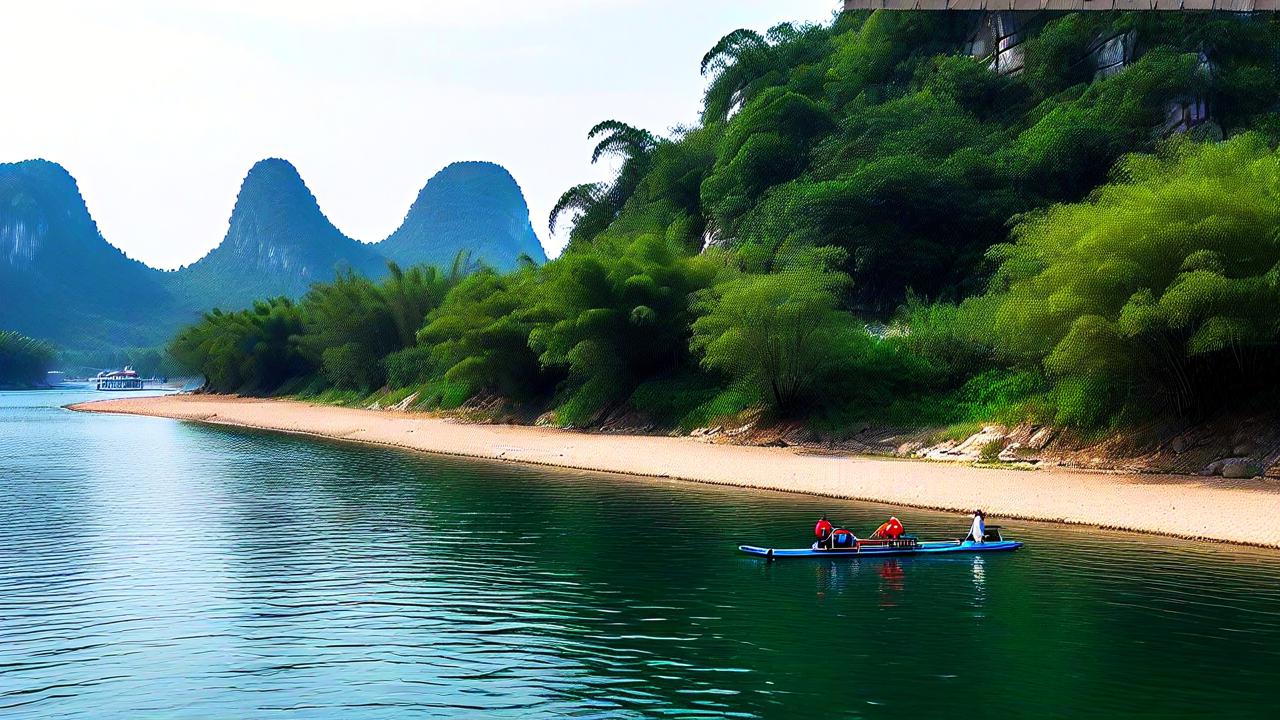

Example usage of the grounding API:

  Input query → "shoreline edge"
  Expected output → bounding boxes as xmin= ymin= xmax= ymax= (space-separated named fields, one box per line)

xmin=68 ymin=395 xmax=1280 ymax=550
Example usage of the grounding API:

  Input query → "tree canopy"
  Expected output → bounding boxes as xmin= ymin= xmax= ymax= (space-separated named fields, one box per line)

xmin=169 ymin=11 xmax=1280 ymax=432
xmin=0 ymin=331 xmax=57 ymax=387
xmin=982 ymin=134 xmax=1280 ymax=424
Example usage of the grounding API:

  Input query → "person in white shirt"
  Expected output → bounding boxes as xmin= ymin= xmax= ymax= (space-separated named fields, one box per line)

xmin=969 ymin=510 xmax=987 ymax=544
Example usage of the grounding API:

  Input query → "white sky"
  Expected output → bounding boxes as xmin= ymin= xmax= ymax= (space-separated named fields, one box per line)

xmin=0 ymin=1 xmax=836 ymax=269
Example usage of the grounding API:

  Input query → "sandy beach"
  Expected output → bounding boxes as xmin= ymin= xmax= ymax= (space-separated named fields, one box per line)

xmin=70 ymin=394 xmax=1280 ymax=548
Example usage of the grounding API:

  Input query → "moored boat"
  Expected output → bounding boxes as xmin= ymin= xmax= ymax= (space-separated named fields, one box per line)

xmin=95 ymin=367 xmax=146 ymax=391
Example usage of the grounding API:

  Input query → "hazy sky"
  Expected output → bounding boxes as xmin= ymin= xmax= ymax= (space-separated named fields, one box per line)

xmin=0 ymin=1 xmax=836 ymax=269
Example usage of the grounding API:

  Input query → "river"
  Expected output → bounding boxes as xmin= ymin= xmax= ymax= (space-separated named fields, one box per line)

xmin=3 ymin=388 xmax=1279 ymax=718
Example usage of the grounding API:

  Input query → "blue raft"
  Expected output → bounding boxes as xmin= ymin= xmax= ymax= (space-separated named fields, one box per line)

xmin=741 ymin=525 xmax=1023 ymax=559
xmin=739 ymin=539 xmax=1023 ymax=559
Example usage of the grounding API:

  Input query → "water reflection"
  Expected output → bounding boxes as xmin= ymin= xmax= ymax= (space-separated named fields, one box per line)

xmin=4 ymin=390 xmax=1280 ymax=718
xmin=877 ymin=561 xmax=906 ymax=608
xmin=971 ymin=556 xmax=987 ymax=610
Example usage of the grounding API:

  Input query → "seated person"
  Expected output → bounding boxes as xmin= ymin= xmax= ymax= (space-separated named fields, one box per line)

xmin=829 ymin=527 xmax=857 ymax=549
xmin=814 ymin=515 xmax=834 ymax=548
xmin=871 ymin=516 xmax=905 ymax=540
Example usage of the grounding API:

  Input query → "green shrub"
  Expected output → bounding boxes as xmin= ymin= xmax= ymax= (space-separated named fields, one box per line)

xmin=384 ymin=345 xmax=435 ymax=388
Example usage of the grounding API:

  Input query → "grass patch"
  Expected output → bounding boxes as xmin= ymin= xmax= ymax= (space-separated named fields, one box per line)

xmin=304 ymin=388 xmax=368 ymax=406
xmin=628 ymin=372 xmax=758 ymax=432
xmin=931 ymin=421 xmax=984 ymax=444
xmin=379 ymin=386 xmax=420 ymax=408
xmin=979 ymin=438 xmax=1005 ymax=463
xmin=679 ymin=387 xmax=755 ymax=432
xmin=411 ymin=378 xmax=473 ymax=411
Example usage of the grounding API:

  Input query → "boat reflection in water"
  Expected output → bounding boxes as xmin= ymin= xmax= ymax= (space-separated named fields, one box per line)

xmin=878 ymin=560 xmax=906 ymax=608
xmin=808 ymin=555 xmax=907 ymax=607
xmin=806 ymin=552 xmax=1000 ymax=610
xmin=972 ymin=555 xmax=987 ymax=610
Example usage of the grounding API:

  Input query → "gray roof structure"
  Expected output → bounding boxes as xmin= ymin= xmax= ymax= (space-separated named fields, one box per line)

xmin=843 ymin=0 xmax=1273 ymax=9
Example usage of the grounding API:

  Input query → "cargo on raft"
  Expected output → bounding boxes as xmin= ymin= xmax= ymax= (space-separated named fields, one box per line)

xmin=740 ymin=527 xmax=1023 ymax=560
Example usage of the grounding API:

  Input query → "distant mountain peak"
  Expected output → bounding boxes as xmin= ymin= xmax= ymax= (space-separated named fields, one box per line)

xmin=224 ymin=158 xmax=335 ymax=253
xmin=379 ymin=161 xmax=546 ymax=270
xmin=238 ymin=157 xmax=307 ymax=197
xmin=0 ymin=159 xmax=174 ymax=350
xmin=416 ymin=161 xmax=525 ymax=197
xmin=2 ymin=155 xmax=545 ymax=352
xmin=0 ymin=158 xmax=116 ymax=270
xmin=175 ymin=157 xmax=386 ymax=308
xmin=2 ymin=158 xmax=79 ymax=185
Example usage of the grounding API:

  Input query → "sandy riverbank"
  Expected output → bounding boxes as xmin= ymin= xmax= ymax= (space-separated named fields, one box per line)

xmin=70 ymin=395 xmax=1280 ymax=548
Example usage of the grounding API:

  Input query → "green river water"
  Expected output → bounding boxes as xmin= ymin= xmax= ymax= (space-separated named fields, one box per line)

xmin=3 ymin=388 xmax=1279 ymax=718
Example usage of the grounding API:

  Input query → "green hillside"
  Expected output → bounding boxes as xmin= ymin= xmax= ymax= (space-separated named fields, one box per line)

xmin=1 ymin=157 xmax=547 ymax=355
xmin=161 ymin=11 xmax=1280 ymax=432
xmin=0 ymin=159 xmax=181 ymax=351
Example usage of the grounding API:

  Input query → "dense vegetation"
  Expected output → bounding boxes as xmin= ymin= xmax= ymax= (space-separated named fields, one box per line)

xmin=982 ymin=135 xmax=1280 ymax=427
xmin=172 ymin=11 xmax=1280 ymax=435
xmin=0 ymin=331 xmax=56 ymax=387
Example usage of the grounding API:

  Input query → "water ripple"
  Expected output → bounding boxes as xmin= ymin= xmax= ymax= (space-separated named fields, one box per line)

xmin=3 ymin=390 xmax=1280 ymax=718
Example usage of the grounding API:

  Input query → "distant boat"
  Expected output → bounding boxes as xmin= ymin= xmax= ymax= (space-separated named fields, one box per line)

xmin=96 ymin=367 xmax=145 ymax=391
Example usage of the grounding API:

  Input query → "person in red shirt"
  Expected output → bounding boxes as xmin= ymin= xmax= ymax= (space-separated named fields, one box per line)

xmin=813 ymin=516 xmax=860 ymax=550
xmin=814 ymin=515 xmax=834 ymax=543
xmin=814 ymin=515 xmax=835 ymax=549
xmin=871 ymin=516 xmax=905 ymax=540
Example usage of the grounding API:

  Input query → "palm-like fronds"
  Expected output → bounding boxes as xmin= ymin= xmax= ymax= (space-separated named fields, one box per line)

xmin=700 ymin=23 xmax=828 ymax=124
xmin=701 ymin=28 xmax=765 ymax=77
xmin=549 ymin=182 xmax=607 ymax=235
xmin=548 ymin=119 xmax=666 ymax=243
xmin=588 ymin=120 xmax=658 ymax=164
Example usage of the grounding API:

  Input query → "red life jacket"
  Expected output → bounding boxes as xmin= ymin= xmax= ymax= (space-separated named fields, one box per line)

xmin=887 ymin=517 xmax=904 ymax=538
xmin=873 ymin=517 xmax=905 ymax=539
xmin=814 ymin=519 xmax=834 ymax=538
